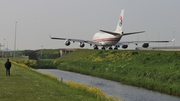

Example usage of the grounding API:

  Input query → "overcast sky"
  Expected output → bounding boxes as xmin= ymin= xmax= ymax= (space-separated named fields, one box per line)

xmin=0 ymin=0 xmax=180 ymax=50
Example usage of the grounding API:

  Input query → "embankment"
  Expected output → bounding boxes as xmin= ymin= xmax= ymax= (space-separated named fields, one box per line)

xmin=0 ymin=59 xmax=119 ymax=101
xmin=56 ymin=49 xmax=180 ymax=96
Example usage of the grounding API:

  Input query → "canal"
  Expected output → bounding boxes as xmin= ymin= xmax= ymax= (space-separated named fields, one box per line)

xmin=37 ymin=69 xmax=180 ymax=101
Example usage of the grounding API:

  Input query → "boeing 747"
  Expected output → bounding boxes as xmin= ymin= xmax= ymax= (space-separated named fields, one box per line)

xmin=50 ymin=9 xmax=174 ymax=50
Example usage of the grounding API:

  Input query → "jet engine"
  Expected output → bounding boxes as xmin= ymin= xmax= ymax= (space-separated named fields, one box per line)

xmin=65 ymin=41 xmax=70 ymax=46
xmin=79 ymin=42 xmax=85 ymax=48
xmin=122 ymin=45 xmax=128 ymax=49
xmin=142 ymin=43 xmax=149 ymax=48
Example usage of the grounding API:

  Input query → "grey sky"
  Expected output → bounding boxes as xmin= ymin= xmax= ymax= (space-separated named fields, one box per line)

xmin=0 ymin=0 xmax=179 ymax=50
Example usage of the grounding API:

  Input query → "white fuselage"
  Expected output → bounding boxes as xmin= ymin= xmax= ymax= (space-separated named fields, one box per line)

xmin=92 ymin=32 xmax=122 ymax=46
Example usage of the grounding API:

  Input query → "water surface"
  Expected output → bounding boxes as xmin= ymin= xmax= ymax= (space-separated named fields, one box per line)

xmin=37 ymin=69 xmax=180 ymax=101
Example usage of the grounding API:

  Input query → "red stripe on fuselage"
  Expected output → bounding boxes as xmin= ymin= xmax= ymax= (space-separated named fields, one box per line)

xmin=93 ymin=38 xmax=120 ymax=42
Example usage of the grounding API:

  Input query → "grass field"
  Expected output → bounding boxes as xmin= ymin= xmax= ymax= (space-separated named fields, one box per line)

xmin=0 ymin=59 xmax=119 ymax=101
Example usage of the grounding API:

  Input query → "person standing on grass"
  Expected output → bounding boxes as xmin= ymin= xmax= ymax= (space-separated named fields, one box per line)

xmin=4 ymin=59 xmax=11 ymax=76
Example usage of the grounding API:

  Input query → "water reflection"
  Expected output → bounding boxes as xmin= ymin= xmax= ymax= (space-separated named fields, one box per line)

xmin=37 ymin=69 xmax=180 ymax=101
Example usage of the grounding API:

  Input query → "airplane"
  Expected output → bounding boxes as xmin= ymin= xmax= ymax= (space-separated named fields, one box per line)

xmin=50 ymin=9 xmax=175 ymax=50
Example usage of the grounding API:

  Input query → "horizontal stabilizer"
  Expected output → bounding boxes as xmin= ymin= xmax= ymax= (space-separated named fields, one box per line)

xmin=100 ymin=30 xmax=120 ymax=35
xmin=123 ymin=31 xmax=145 ymax=35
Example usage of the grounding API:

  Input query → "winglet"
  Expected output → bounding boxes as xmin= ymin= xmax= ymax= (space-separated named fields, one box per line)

xmin=171 ymin=38 xmax=175 ymax=42
xmin=49 ymin=35 xmax=52 ymax=39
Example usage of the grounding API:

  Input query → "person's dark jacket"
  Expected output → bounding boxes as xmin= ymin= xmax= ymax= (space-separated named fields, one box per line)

xmin=5 ymin=61 xmax=11 ymax=69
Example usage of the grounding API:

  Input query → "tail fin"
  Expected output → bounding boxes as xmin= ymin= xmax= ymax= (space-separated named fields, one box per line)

xmin=115 ymin=9 xmax=124 ymax=34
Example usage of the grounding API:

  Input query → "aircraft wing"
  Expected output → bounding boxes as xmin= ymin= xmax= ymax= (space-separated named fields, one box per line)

xmin=50 ymin=35 xmax=98 ymax=45
xmin=115 ymin=38 xmax=175 ymax=46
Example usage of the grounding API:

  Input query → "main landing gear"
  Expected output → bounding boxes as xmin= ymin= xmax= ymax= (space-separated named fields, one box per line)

xmin=114 ymin=45 xmax=120 ymax=50
xmin=93 ymin=45 xmax=99 ymax=50
xmin=93 ymin=46 xmax=119 ymax=50
xmin=109 ymin=46 xmax=113 ymax=50
xmin=101 ymin=46 xmax=105 ymax=50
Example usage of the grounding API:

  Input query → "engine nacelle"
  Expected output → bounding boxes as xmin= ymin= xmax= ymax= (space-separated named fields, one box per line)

xmin=65 ymin=41 xmax=70 ymax=46
xmin=79 ymin=42 xmax=85 ymax=48
xmin=142 ymin=43 xmax=149 ymax=48
xmin=122 ymin=45 xmax=128 ymax=49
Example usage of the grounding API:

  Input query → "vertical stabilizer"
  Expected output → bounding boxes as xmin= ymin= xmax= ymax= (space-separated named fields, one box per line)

xmin=115 ymin=9 xmax=124 ymax=35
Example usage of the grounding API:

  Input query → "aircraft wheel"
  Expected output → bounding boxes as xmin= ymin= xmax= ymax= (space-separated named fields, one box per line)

xmin=101 ymin=47 xmax=105 ymax=50
xmin=109 ymin=47 xmax=113 ymax=50
xmin=94 ymin=46 xmax=98 ymax=50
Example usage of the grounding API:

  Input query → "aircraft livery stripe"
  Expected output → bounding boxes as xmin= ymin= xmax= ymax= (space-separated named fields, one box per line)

xmin=93 ymin=38 xmax=120 ymax=42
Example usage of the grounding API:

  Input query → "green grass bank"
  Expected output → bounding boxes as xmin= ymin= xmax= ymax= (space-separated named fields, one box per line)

xmin=55 ymin=49 xmax=180 ymax=96
xmin=0 ymin=59 xmax=119 ymax=101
